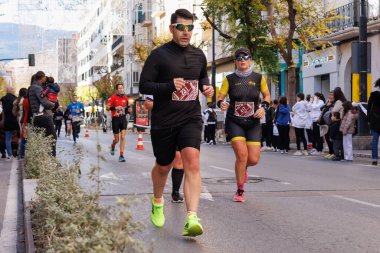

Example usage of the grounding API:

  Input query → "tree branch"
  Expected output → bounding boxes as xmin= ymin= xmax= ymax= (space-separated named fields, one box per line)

xmin=202 ymin=8 xmax=233 ymax=40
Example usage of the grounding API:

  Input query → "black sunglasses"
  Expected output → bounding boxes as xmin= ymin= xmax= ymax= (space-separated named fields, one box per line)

xmin=235 ymin=55 xmax=250 ymax=61
xmin=172 ymin=23 xmax=194 ymax=32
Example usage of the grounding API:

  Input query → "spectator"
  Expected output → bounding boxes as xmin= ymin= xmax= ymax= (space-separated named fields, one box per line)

xmin=14 ymin=88 xmax=28 ymax=160
xmin=340 ymin=101 xmax=358 ymax=162
xmin=64 ymin=107 xmax=71 ymax=137
xmin=368 ymin=78 xmax=380 ymax=166
xmin=320 ymin=91 xmax=335 ymax=159
xmin=0 ymin=86 xmax=20 ymax=159
xmin=309 ymin=92 xmax=325 ymax=155
xmin=204 ymin=102 xmax=217 ymax=145
xmin=276 ymin=96 xmax=291 ymax=154
xmin=262 ymin=101 xmax=275 ymax=151
xmin=202 ymin=107 xmax=209 ymax=144
xmin=331 ymin=87 xmax=347 ymax=119
xmin=272 ymin=100 xmax=279 ymax=152
xmin=292 ymin=93 xmax=309 ymax=156
xmin=330 ymin=112 xmax=343 ymax=161
xmin=28 ymin=71 xmax=56 ymax=156
xmin=54 ymin=107 xmax=64 ymax=137
xmin=305 ymin=94 xmax=313 ymax=150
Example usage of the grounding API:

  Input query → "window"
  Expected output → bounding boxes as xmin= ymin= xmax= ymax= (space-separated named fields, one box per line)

xmin=133 ymin=71 xmax=139 ymax=85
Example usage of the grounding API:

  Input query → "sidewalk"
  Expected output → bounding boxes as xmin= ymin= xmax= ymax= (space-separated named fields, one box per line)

xmin=0 ymin=158 xmax=24 ymax=252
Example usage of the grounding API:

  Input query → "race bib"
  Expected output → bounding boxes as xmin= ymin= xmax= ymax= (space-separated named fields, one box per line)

xmin=172 ymin=80 xmax=199 ymax=101
xmin=235 ymin=102 xmax=255 ymax=117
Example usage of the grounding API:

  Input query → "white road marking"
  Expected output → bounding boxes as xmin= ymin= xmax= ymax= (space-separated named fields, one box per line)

xmin=100 ymin=172 xmax=121 ymax=181
xmin=0 ymin=160 xmax=18 ymax=252
xmin=332 ymin=195 xmax=380 ymax=208
xmin=281 ymin=182 xmax=292 ymax=185
xmin=209 ymin=165 xmax=260 ymax=177
xmin=142 ymin=172 xmax=150 ymax=178
xmin=200 ymin=186 xmax=214 ymax=201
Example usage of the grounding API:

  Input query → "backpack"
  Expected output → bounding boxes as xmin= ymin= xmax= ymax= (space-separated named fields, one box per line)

xmin=322 ymin=110 xmax=332 ymax=126
xmin=207 ymin=109 xmax=217 ymax=123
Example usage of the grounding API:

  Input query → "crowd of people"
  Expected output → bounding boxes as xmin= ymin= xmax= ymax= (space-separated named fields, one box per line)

xmin=0 ymin=71 xmax=86 ymax=159
xmin=259 ymin=87 xmax=361 ymax=163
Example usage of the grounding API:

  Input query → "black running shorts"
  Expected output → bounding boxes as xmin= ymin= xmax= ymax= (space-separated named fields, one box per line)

xmin=151 ymin=119 xmax=202 ymax=166
xmin=112 ymin=116 xmax=127 ymax=134
xmin=225 ymin=117 xmax=261 ymax=146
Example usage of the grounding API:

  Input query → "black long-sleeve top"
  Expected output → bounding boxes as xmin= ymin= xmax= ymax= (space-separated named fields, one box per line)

xmin=139 ymin=41 xmax=209 ymax=129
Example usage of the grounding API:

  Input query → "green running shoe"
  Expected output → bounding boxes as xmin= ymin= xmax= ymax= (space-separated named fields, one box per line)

xmin=151 ymin=198 xmax=165 ymax=228
xmin=182 ymin=215 xmax=203 ymax=237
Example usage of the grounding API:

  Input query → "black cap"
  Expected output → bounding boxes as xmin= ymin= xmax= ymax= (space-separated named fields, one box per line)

xmin=235 ymin=48 xmax=251 ymax=57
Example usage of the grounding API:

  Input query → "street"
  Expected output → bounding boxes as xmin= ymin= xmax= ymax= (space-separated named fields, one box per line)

xmin=57 ymin=129 xmax=380 ymax=253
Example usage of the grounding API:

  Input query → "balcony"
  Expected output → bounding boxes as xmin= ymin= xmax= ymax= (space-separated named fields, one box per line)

xmin=326 ymin=2 xmax=356 ymax=33
xmin=138 ymin=12 xmax=152 ymax=27
xmin=323 ymin=1 xmax=380 ymax=42
xmin=111 ymin=59 xmax=124 ymax=73
xmin=112 ymin=36 xmax=123 ymax=51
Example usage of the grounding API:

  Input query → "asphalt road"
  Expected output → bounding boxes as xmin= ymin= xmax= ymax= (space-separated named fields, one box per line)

xmin=57 ymin=129 xmax=380 ymax=253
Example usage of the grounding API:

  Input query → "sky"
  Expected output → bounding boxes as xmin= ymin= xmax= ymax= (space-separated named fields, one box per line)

xmin=0 ymin=0 xmax=97 ymax=59
xmin=0 ymin=0 xmax=94 ymax=31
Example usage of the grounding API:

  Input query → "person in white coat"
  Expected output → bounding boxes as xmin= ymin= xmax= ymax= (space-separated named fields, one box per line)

xmin=292 ymin=93 xmax=309 ymax=155
xmin=308 ymin=93 xmax=325 ymax=155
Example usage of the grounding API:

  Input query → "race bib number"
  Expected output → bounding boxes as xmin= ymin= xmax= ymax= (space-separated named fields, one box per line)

xmin=172 ymin=80 xmax=199 ymax=101
xmin=235 ymin=102 xmax=255 ymax=117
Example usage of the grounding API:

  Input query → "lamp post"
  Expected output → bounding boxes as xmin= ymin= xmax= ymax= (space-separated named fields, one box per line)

xmin=358 ymin=0 xmax=370 ymax=135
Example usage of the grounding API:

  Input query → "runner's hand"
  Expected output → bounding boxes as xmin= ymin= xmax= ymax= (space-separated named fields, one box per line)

xmin=69 ymin=115 xmax=72 ymax=119
xmin=220 ymin=102 xmax=229 ymax=111
xmin=173 ymin=78 xmax=185 ymax=90
xmin=253 ymin=107 xmax=265 ymax=119
xmin=202 ymin=85 xmax=214 ymax=98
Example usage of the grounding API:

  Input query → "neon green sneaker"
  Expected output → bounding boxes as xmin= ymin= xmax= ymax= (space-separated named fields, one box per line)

xmin=182 ymin=215 xmax=203 ymax=237
xmin=151 ymin=198 xmax=165 ymax=228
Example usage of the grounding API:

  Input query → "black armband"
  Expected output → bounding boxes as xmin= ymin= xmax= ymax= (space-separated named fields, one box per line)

xmin=217 ymin=100 xmax=222 ymax=108
xmin=261 ymin=101 xmax=270 ymax=110
xmin=110 ymin=106 xmax=116 ymax=111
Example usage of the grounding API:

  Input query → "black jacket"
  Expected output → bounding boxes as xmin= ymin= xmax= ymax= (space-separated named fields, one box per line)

xmin=330 ymin=120 xmax=343 ymax=140
xmin=0 ymin=93 xmax=19 ymax=131
xmin=368 ymin=90 xmax=380 ymax=133
xmin=28 ymin=81 xmax=55 ymax=116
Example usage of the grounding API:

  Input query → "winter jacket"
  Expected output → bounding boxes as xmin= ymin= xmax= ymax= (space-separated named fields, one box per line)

xmin=331 ymin=100 xmax=344 ymax=119
xmin=340 ymin=110 xmax=358 ymax=135
xmin=368 ymin=90 xmax=380 ymax=133
xmin=28 ymin=81 xmax=55 ymax=116
xmin=292 ymin=100 xmax=309 ymax=128
xmin=330 ymin=120 xmax=343 ymax=140
xmin=276 ymin=104 xmax=291 ymax=126
xmin=308 ymin=99 xmax=325 ymax=122
xmin=0 ymin=92 xmax=19 ymax=131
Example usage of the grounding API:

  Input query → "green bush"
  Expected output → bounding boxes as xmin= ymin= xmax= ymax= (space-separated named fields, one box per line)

xmin=27 ymin=128 xmax=146 ymax=252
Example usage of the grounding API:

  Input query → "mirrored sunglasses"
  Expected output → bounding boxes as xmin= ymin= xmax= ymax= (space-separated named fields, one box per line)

xmin=172 ymin=23 xmax=194 ymax=32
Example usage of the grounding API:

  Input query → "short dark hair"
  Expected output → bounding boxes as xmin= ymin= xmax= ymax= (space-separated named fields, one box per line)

xmin=279 ymin=96 xmax=287 ymax=105
xmin=273 ymin=99 xmax=279 ymax=105
xmin=171 ymin=9 xmax=194 ymax=24
xmin=297 ymin=93 xmax=305 ymax=100
xmin=375 ymin=78 xmax=380 ymax=87
xmin=35 ymin=71 xmax=45 ymax=81
xmin=306 ymin=94 xmax=311 ymax=102
xmin=46 ymin=76 xmax=54 ymax=83
xmin=115 ymin=83 xmax=123 ymax=90
xmin=19 ymin=88 xmax=28 ymax=98
xmin=332 ymin=112 xmax=340 ymax=120
xmin=343 ymin=101 xmax=353 ymax=114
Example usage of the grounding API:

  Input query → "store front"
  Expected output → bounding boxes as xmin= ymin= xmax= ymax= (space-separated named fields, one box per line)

xmin=302 ymin=46 xmax=338 ymax=99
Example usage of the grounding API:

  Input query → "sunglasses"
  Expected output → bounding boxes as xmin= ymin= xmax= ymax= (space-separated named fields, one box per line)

xmin=235 ymin=55 xmax=250 ymax=61
xmin=172 ymin=23 xmax=194 ymax=32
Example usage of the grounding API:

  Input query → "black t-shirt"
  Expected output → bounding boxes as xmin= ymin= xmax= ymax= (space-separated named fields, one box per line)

xmin=0 ymin=93 xmax=19 ymax=131
xmin=139 ymin=41 xmax=209 ymax=129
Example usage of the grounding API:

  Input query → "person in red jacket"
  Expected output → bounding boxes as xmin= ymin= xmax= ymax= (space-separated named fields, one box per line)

xmin=106 ymin=84 xmax=131 ymax=162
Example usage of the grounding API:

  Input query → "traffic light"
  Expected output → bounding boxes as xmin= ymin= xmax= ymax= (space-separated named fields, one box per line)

xmin=28 ymin=54 xmax=35 ymax=66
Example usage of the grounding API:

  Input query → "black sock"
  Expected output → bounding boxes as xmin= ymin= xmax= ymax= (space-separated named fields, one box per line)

xmin=171 ymin=168 xmax=184 ymax=193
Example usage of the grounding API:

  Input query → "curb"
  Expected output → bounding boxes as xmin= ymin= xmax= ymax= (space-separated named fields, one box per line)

xmin=353 ymin=153 xmax=372 ymax=159
xmin=20 ymin=162 xmax=36 ymax=253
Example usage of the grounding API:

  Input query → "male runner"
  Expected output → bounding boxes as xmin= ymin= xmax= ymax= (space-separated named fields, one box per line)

xmin=106 ymin=83 xmax=130 ymax=162
xmin=139 ymin=9 xmax=214 ymax=237
xmin=67 ymin=95 xmax=84 ymax=144
xmin=145 ymin=95 xmax=184 ymax=203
